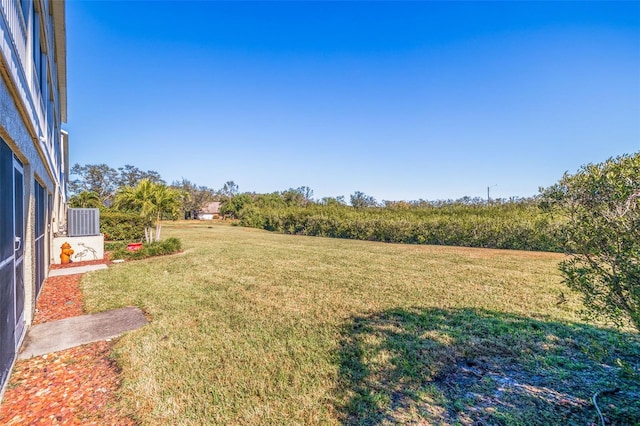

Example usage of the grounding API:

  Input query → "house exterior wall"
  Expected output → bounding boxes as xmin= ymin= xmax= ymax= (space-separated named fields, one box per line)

xmin=52 ymin=235 xmax=104 ymax=265
xmin=198 ymin=201 xmax=221 ymax=219
xmin=0 ymin=0 xmax=67 ymax=397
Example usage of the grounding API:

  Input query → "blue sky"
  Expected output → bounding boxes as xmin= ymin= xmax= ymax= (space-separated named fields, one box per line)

xmin=66 ymin=1 xmax=640 ymax=202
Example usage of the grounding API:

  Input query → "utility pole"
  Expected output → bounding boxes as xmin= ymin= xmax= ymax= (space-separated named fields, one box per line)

xmin=487 ymin=184 xmax=497 ymax=204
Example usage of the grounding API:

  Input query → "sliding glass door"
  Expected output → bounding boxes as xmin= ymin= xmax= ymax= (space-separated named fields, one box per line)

xmin=0 ymin=139 xmax=24 ymax=389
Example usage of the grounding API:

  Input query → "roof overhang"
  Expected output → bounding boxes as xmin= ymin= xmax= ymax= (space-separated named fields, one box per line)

xmin=51 ymin=1 xmax=67 ymax=122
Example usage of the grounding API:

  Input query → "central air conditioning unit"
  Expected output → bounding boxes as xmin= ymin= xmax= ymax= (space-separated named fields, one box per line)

xmin=67 ymin=208 xmax=100 ymax=237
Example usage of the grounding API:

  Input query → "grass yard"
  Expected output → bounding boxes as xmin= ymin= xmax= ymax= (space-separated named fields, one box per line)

xmin=81 ymin=221 xmax=640 ymax=425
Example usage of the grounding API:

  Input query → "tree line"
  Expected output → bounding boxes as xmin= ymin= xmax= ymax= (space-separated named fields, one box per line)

xmin=68 ymin=163 xmax=238 ymax=241
xmin=69 ymin=163 xmax=530 ymax=219
xmin=68 ymin=163 xmax=238 ymax=220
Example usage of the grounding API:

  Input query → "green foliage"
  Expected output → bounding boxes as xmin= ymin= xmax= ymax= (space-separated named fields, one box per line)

xmin=540 ymin=152 xmax=640 ymax=330
xmin=220 ymin=180 xmax=239 ymax=198
xmin=69 ymin=163 xmax=119 ymax=205
xmin=100 ymin=210 xmax=148 ymax=241
xmin=219 ymin=193 xmax=254 ymax=219
xmin=320 ymin=195 xmax=346 ymax=206
xmin=255 ymin=192 xmax=288 ymax=209
xmin=350 ymin=191 xmax=378 ymax=208
xmin=110 ymin=237 xmax=182 ymax=260
xmin=104 ymin=240 xmax=128 ymax=251
xmin=171 ymin=178 xmax=216 ymax=219
xmin=114 ymin=179 xmax=182 ymax=242
xmin=238 ymin=201 xmax=564 ymax=252
xmin=70 ymin=163 xmax=164 ymax=206
xmin=68 ymin=190 xmax=101 ymax=208
xmin=114 ymin=179 xmax=181 ymax=220
xmin=282 ymin=186 xmax=314 ymax=206
xmin=116 ymin=164 xmax=165 ymax=188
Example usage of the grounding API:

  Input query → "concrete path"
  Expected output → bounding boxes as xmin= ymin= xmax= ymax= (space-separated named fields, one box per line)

xmin=19 ymin=307 xmax=148 ymax=359
xmin=48 ymin=264 xmax=109 ymax=277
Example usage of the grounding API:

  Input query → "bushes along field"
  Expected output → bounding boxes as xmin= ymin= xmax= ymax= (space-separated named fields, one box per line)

xmin=238 ymin=201 xmax=565 ymax=252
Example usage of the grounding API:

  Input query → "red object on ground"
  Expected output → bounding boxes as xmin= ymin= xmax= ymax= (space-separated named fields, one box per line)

xmin=0 ymin=256 xmax=136 ymax=425
xmin=126 ymin=243 xmax=143 ymax=252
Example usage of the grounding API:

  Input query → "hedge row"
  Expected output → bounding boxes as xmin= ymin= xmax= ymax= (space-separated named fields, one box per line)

xmin=100 ymin=211 xmax=149 ymax=241
xmin=239 ymin=204 xmax=565 ymax=252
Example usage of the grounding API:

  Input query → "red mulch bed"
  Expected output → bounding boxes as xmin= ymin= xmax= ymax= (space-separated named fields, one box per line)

xmin=0 ymin=257 xmax=137 ymax=425
xmin=32 ymin=275 xmax=84 ymax=325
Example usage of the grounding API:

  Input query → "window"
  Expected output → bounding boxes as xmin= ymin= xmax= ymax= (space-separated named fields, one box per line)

xmin=0 ymin=140 xmax=13 ymax=262
xmin=34 ymin=181 xmax=46 ymax=295
xmin=31 ymin=8 xmax=41 ymax=92
xmin=19 ymin=0 xmax=31 ymax=27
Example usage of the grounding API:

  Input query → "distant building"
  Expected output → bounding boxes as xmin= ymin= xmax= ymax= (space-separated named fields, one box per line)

xmin=0 ymin=0 xmax=68 ymax=394
xmin=198 ymin=201 xmax=221 ymax=220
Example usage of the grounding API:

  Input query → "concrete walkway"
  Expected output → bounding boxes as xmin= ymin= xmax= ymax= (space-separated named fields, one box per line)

xmin=48 ymin=263 xmax=108 ymax=277
xmin=19 ymin=307 xmax=148 ymax=359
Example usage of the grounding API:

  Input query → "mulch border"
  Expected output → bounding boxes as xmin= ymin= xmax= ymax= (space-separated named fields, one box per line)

xmin=0 ymin=257 xmax=137 ymax=425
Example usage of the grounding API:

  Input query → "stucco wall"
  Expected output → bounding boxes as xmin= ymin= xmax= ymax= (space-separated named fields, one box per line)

xmin=1 ymin=75 xmax=46 ymax=329
xmin=52 ymin=235 xmax=105 ymax=265
xmin=0 ymin=76 xmax=52 ymax=188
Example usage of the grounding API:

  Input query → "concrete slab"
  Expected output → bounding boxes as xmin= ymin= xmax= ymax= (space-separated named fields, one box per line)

xmin=18 ymin=307 xmax=148 ymax=359
xmin=48 ymin=263 xmax=108 ymax=277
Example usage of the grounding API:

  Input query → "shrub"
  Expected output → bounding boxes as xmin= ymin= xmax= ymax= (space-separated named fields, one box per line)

xmin=541 ymin=152 xmax=640 ymax=330
xmin=110 ymin=237 xmax=182 ymax=260
xmin=100 ymin=210 xmax=148 ymax=241
xmin=104 ymin=241 xmax=127 ymax=252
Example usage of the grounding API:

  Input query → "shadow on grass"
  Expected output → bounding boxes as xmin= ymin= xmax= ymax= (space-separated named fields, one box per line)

xmin=337 ymin=308 xmax=640 ymax=425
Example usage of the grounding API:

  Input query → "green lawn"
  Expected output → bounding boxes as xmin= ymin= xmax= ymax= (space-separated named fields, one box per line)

xmin=82 ymin=221 xmax=640 ymax=425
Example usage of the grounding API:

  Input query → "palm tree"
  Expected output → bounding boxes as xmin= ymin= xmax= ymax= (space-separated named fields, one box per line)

xmin=68 ymin=190 xmax=101 ymax=208
xmin=114 ymin=179 xmax=181 ymax=242
xmin=149 ymin=183 xmax=182 ymax=241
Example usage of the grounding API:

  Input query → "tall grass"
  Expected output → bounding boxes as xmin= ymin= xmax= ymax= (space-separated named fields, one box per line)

xmin=81 ymin=222 xmax=639 ymax=425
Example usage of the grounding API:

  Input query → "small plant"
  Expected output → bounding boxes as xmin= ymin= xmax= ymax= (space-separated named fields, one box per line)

xmin=110 ymin=237 xmax=182 ymax=260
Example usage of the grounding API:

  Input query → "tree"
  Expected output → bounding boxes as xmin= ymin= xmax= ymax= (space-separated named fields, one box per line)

xmin=255 ymin=192 xmax=287 ymax=209
xmin=116 ymin=164 xmax=164 ymax=188
xmin=69 ymin=163 xmax=164 ymax=206
xmin=69 ymin=163 xmax=118 ymax=205
xmin=350 ymin=191 xmax=378 ymax=209
xmin=320 ymin=196 xmax=346 ymax=206
xmin=281 ymin=186 xmax=314 ymax=207
xmin=540 ymin=153 xmax=640 ymax=330
xmin=171 ymin=178 xmax=216 ymax=219
xmin=220 ymin=181 xmax=239 ymax=199
xmin=296 ymin=186 xmax=314 ymax=206
xmin=114 ymin=179 xmax=181 ymax=242
xmin=219 ymin=193 xmax=253 ymax=219
xmin=68 ymin=191 xmax=101 ymax=208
